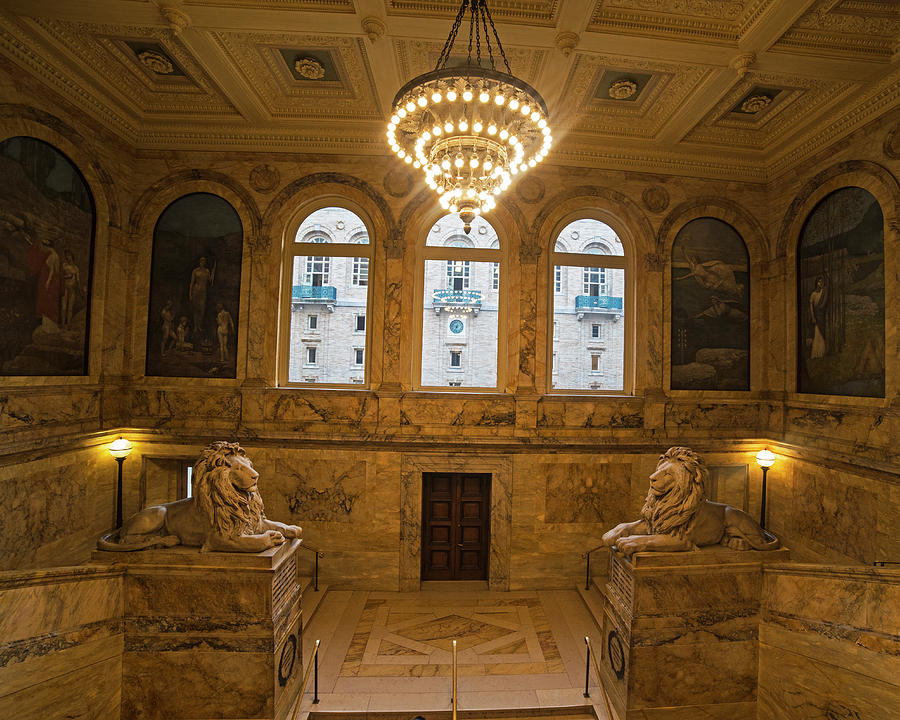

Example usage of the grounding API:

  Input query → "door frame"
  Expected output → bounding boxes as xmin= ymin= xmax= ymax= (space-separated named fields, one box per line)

xmin=399 ymin=454 xmax=512 ymax=591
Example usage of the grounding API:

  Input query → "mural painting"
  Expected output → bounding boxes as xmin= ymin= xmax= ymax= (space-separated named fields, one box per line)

xmin=146 ymin=193 xmax=242 ymax=377
xmin=0 ymin=137 xmax=94 ymax=375
xmin=798 ymin=186 xmax=884 ymax=397
xmin=671 ymin=218 xmax=750 ymax=390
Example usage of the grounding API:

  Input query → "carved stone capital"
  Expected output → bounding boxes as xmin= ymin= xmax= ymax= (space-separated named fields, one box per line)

xmin=555 ymin=32 xmax=579 ymax=57
xmin=156 ymin=3 xmax=191 ymax=36
xmin=729 ymin=52 xmax=755 ymax=79
xmin=362 ymin=16 xmax=386 ymax=42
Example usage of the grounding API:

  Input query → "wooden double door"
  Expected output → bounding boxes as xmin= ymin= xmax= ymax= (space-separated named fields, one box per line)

xmin=421 ymin=473 xmax=491 ymax=581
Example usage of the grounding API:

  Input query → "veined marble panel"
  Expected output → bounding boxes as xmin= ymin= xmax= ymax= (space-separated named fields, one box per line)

xmin=265 ymin=391 xmax=378 ymax=430
xmin=398 ymin=395 xmax=517 ymax=433
xmin=0 ymin=448 xmax=111 ymax=570
xmin=0 ymin=566 xmax=123 ymax=718
xmin=276 ymin=458 xmax=365 ymax=523
xmin=127 ymin=387 xmax=242 ymax=430
xmin=792 ymin=468 xmax=878 ymax=564
xmin=543 ymin=462 xmax=631 ymax=523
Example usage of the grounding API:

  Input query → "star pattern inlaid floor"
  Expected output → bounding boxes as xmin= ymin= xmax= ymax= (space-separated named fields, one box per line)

xmin=301 ymin=588 xmax=607 ymax=716
xmin=340 ymin=594 xmax=564 ymax=678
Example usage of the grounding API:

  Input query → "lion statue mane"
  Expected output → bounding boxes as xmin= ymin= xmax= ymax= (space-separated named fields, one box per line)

xmin=98 ymin=441 xmax=301 ymax=553
xmin=602 ymin=446 xmax=779 ymax=556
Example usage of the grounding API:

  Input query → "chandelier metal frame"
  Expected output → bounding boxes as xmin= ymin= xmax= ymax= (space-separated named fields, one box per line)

xmin=386 ymin=0 xmax=551 ymax=232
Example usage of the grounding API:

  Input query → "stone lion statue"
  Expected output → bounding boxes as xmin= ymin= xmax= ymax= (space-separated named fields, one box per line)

xmin=98 ymin=441 xmax=301 ymax=553
xmin=602 ymin=446 xmax=779 ymax=556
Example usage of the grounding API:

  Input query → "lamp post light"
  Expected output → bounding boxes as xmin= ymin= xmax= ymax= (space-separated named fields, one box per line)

xmin=108 ymin=437 xmax=133 ymax=529
xmin=755 ymin=448 xmax=775 ymax=529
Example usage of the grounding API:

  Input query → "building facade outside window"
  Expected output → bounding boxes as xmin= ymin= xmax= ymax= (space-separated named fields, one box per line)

xmin=419 ymin=214 xmax=502 ymax=389
xmin=281 ymin=205 xmax=372 ymax=386
xmin=550 ymin=219 xmax=627 ymax=392
xmin=352 ymin=256 xmax=368 ymax=286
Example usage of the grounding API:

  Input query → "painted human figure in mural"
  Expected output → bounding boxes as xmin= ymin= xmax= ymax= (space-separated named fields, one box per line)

xmin=189 ymin=256 xmax=214 ymax=339
xmin=60 ymin=250 xmax=81 ymax=327
xmin=160 ymin=299 xmax=176 ymax=356
xmin=27 ymin=236 xmax=62 ymax=330
xmin=216 ymin=303 xmax=234 ymax=363
xmin=808 ymin=276 xmax=827 ymax=359
xmin=176 ymin=316 xmax=192 ymax=351
xmin=675 ymin=245 xmax=744 ymax=298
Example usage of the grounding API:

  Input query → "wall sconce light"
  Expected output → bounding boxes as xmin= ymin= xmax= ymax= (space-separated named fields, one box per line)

xmin=755 ymin=448 xmax=775 ymax=529
xmin=108 ymin=437 xmax=133 ymax=529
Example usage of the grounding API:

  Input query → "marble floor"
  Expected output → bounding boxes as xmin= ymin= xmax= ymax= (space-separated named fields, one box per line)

xmin=296 ymin=584 xmax=609 ymax=718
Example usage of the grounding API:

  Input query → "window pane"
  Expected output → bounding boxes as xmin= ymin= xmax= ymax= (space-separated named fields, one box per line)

xmin=421 ymin=259 xmax=497 ymax=388
xmin=288 ymin=255 xmax=367 ymax=384
xmin=353 ymin=257 xmax=369 ymax=286
xmin=295 ymin=207 xmax=369 ymax=244
xmin=427 ymin=215 xmax=497 ymax=247
xmin=552 ymin=266 xmax=624 ymax=391
xmin=554 ymin=219 xmax=624 ymax=256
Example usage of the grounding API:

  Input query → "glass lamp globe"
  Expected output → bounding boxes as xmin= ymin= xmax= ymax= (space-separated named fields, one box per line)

xmin=755 ymin=449 xmax=775 ymax=468
xmin=109 ymin=437 xmax=133 ymax=459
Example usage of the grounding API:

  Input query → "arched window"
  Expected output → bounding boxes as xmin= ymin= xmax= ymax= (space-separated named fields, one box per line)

xmin=550 ymin=218 xmax=626 ymax=392
xmin=280 ymin=204 xmax=373 ymax=386
xmin=798 ymin=186 xmax=884 ymax=397
xmin=419 ymin=213 xmax=503 ymax=389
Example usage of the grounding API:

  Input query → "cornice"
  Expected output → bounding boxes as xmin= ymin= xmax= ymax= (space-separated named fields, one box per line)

xmin=767 ymin=67 xmax=900 ymax=180
xmin=0 ymin=15 xmax=140 ymax=142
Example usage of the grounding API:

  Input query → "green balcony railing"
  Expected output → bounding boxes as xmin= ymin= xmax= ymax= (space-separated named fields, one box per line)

xmin=432 ymin=288 xmax=482 ymax=306
xmin=293 ymin=285 xmax=337 ymax=301
xmin=574 ymin=295 xmax=622 ymax=311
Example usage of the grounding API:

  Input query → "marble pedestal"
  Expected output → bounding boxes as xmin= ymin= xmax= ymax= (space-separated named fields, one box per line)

xmin=599 ymin=546 xmax=790 ymax=720
xmin=93 ymin=539 xmax=303 ymax=720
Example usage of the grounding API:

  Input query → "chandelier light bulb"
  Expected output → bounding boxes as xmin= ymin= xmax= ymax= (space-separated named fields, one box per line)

xmin=487 ymin=124 xmax=497 ymax=135
xmin=447 ymin=89 xmax=458 ymax=101
xmin=444 ymin=121 xmax=454 ymax=133
xmin=473 ymin=121 xmax=483 ymax=133
xmin=459 ymin=119 xmax=469 ymax=131
xmin=463 ymin=87 xmax=473 ymax=101
xmin=417 ymin=95 xmax=427 ymax=107
xmin=495 ymin=94 xmax=505 ymax=105
xmin=398 ymin=107 xmax=407 ymax=118
xmin=479 ymin=90 xmax=490 ymax=103
xmin=509 ymin=98 xmax=519 ymax=110
xmin=432 ymin=91 xmax=442 ymax=102
xmin=521 ymin=104 xmax=530 ymax=115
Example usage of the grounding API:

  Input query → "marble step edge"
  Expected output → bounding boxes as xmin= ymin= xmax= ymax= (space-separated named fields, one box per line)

xmin=306 ymin=707 xmax=598 ymax=720
xmin=576 ymin=583 xmax=606 ymax=632
xmin=299 ymin=578 xmax=329 ymax=630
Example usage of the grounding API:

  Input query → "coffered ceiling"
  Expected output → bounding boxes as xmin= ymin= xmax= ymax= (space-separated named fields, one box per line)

xmin=0 ymin=0 xmax=897 ymax=180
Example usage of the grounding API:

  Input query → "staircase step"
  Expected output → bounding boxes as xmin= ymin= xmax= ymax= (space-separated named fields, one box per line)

xmin=299 ymin=578 xmax=329 ymax=629
xmin=309 ymin=708 xmax=597 ymax=720
xmin=577 ymin=582 xmax=606 ymax=631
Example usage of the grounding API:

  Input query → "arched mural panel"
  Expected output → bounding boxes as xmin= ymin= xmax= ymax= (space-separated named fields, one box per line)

xmin=671 ymin=217 xmax=749 ymax=391
xmin=146 ymin=192 xmax=243 ymax=378
xmin=798 ymin=186 xmax=884 ymax=397
xmin=0 ymin=136 xmax=95 ymax=375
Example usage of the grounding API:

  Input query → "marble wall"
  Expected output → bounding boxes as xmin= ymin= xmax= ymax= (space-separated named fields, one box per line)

xmin=758 ymin=563 xmax=900 ymax=719
xmin=0 ymin=58 xmax=899 ymax=592
xmin=0 ymin=565 xmax=123 ymax=718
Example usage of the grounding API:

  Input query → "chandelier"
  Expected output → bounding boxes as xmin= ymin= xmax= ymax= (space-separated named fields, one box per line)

xmin=386 ymin=0 xmax=551 ymax=233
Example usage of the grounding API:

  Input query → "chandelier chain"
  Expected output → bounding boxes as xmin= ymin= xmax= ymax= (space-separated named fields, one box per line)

xmin=482 ymin=2 xmax=511 ymax=74
xmin=435 ymin=0 xmax=470 ymax=71
xmin=433 ymin=0 xmax=511 ymax=75
xmin=468 ymin=0 xmax=476 ymax=66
